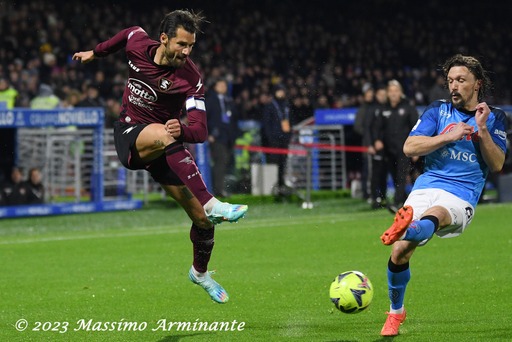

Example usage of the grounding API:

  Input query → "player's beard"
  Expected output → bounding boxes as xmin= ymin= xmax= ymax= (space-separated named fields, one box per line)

xmin=169 ymin=52 xmax=186 ymax=68
xmin=163 ymin=46 xmax=186 ymax=68
xmin=451 ymin=89 xmax=479 ymax=110
xmin=450 ymin=91 xmax=467 ymax=110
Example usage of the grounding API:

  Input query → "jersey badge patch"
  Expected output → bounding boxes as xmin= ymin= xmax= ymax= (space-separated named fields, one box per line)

xmin=159 ymin=78 xmax=173 ymax=91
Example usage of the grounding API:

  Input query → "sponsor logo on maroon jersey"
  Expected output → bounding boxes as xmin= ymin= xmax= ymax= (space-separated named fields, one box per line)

xmin=179 ymin=156 xmax=194 ymax=165
xmin=128 ymin=60 xmax=140 ymax=72
xmin=195 ymin=78 xmax=203 ymax=93
xmin=127 ymin=78 xmax=157 ymax=109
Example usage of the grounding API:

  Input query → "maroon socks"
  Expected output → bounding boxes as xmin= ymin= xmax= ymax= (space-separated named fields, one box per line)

xmin=190 ymin=224 xmax=215 ymax=273
xmin=165 ymin=142 xmax=213 ymax=206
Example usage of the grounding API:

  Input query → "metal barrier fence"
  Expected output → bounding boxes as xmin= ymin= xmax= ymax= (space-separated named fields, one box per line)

xmin=0 ymin=108 xmax=142 ymax=218
xmin=289 ymin=124 xmax=347 ymax=191
xmin=18 ymin=128 xmax=94 ymax=202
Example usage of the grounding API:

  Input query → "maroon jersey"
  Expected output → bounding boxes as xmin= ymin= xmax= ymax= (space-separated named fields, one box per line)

xmin=94 ymin=26 xmax=207 ymax=143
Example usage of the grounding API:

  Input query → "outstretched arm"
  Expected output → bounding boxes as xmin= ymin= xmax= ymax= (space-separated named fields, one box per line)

xmin=72 ymin=50 xmax=95 ymax=64
xmin=72 ymin=26 xmax=144 ymax=64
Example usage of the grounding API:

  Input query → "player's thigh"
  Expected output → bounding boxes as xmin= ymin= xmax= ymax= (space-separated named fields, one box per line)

xmin=136 ymin=123 xmax=175 ymax=162
xmin=406 ymin=188 xmax=473 ymax=238
xmin=419 ymin=206 xmax=452 ymax=227
xmin=162 ymin=184 xmax=211 ymax=229
xmin=431 ymin=192 xmax=474 ymax=238
xmin=405 ymin=190 xmax=455 ymax=227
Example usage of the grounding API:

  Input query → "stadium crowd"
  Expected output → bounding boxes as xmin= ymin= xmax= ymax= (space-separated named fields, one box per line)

xmin=1 ymin=0 xmax=511 ymax=191
xmin=1 ymin=0 xmax=511 ymax=114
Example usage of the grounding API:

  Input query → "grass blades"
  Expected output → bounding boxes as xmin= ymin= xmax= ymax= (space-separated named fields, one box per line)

xmin=1 ymin=198 xmax=511 ymax=341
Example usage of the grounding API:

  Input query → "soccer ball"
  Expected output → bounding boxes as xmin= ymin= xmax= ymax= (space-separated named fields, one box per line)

xmin=329 ymin=271 xmax=374 ymax=314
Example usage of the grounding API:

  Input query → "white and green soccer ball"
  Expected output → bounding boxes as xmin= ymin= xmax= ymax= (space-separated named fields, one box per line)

xmin=329 ymin=270 xmax=374 ymax=314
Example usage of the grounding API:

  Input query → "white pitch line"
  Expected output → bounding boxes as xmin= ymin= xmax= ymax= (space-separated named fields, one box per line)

xmin=0 ymin=212 xmax=373 ymax=245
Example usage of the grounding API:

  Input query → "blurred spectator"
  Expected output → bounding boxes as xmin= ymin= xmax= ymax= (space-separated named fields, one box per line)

xmin=354 ymin=83 xmax=376 ymax=201
xmin=290 ymin=94 xmax=314 ymax=127
xmin=0 ymin=77 xmax=19 ymax=109
xmin=373 ymin=80 xmax=419 ymax=212
xmin=261 ymin=84 xmax=292 ymax=196
xmin=104 ymin=98 xmax=121 ymax=128
xmin=60 ymin=88 xmax=82 ymax=108
xmin=315 ymin=94 xmax=331 ymax=109
xmin=428 ymin=73 xmax=450 ymax=103
xmin=39 ymin=52 xmax=57 ymax=85
xmin=30 ymin=84 xmax=60 ymax=109
xmin=234 ymin=88 xmax=259 ymax=121
xmin=1 ymin=167 xmax=29 ymax=206
xmin=0 ymin=184 xmax=4 ymax=205
xmin=75 ymin=83 xmax=104 ymax=108
xmin=25 ymin=167 xmax=45 ymax=204
xmin=206 ymin=78 xmax=241 ymax=197
xmin=0 ymin=168 xmax=6 ymax=205
xmin=92 ymin=70 xmax=112 ymax=99
xmin=0 ymin=77 xmax=19 ymax=182
xmin=370 ymin=85 xmax=390 ymax=208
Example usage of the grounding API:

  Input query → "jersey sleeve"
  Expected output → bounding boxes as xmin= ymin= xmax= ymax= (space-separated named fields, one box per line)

xmin=409 ymin=102 xmax=440 ymax=137
xmin=93 ymin=26 xmax=146 ymax=57
xmin=488 ymin=108 xmax=508 ymax=154
xmin=178 ymin=66 xmax=208 ymax=143
xmin=179 ymin=97 xmax=208 ymax=143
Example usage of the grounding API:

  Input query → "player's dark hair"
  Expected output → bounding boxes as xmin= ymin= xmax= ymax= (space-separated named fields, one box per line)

xmin=442 ymin=54 xmax=492 ymax=102
xmin=159 ymin=9 xmax=205 ymax=38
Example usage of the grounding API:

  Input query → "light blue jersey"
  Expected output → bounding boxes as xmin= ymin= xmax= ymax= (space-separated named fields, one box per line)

xmin=410 ymin=100 xmax=508 ymax=207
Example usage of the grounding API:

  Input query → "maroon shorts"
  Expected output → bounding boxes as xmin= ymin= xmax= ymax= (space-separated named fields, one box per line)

xmin=113 ymin=121 xmax=183 ymax=185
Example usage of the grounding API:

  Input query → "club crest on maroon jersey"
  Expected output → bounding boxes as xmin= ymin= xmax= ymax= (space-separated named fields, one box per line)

xmin=159 ymin=78 xmax=173 ymax=91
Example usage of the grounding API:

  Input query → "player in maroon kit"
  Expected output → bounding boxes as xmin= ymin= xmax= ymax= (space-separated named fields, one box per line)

xmin=72 ymin=10 xmax=248 ymax=304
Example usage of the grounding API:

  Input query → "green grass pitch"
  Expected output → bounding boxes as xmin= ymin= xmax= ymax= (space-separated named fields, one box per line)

xmin=1 ymin=197 xmax=511 ymax=341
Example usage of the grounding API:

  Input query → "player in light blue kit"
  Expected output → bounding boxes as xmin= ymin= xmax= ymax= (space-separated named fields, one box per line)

xmin=379 ymin=54 xmax=508 ymax=336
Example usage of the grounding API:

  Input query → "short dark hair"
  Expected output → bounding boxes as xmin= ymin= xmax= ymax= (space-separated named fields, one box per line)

xmin=159 ymin=9 xmax=205 ymax=38
xmin=442 ymin=54 xmax=491 ymax=101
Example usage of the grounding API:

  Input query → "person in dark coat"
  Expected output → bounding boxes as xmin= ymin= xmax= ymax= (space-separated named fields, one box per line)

xmin=261 ymin=84 xmax=292 ymax=195
xmin=373 ymin=80 xmax=419 ymax=211
xmin=206 ymin=78 xmax=240 ymax=197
